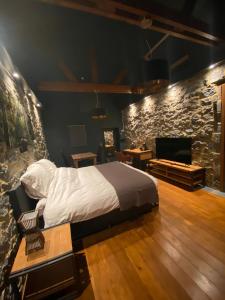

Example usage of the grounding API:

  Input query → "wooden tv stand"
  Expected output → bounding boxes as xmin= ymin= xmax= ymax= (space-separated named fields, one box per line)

xmin=149 ymin=159 xmax=205 ymax=189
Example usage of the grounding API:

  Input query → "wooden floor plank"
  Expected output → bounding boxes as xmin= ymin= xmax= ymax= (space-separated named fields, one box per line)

xmin=160 ymin=186 xmax=225 ymax=236
xmin=149 ymin=230 xmax=224 ymax=299
xmin=81 ymin=180 xmax=225 ymax=300
xmin=136 ymin=228 xmax=211 ymax=300
xmin=151 ymin=218 xmax=225 ymax=293
xmin=158 ymin=203 xmax=225 ymax=264
xmin=152 ymin=212 xmax=225 ymax=278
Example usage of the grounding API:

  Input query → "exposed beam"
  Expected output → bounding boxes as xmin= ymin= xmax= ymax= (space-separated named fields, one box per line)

xmin=112 ymin=69 xmax=128 ymax=84
xmin=38 ymin=81 xmax=143 ymax=94
xmin=170 ymin=54 xmax=189 ymax=71
xmin=38 ymin=0 xmax=221 ymax=47
xmin=90 ymin=48 xmax=98 ymax=83
xmin=144 ymin=34 xmax=169 ymax=61
xmin=115 ymin=0 xmax=223 ymax=43
xmin=58 ymin=60 xmax=78 ymax=82
xmin=94 ymin=0 xmax=115 ymax=13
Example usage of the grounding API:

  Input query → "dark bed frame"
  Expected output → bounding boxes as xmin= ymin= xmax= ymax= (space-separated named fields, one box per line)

xmin=8 ymin=183 xmax=152 ymax=244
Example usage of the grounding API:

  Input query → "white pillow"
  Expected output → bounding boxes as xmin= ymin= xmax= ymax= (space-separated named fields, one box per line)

xmin=35 ymin=198 xmax=47 ymax=216
xmin=20 ymin=159 xmax=56 ymax=199
xmin=34 ymin=159 xmax=57 ymax=178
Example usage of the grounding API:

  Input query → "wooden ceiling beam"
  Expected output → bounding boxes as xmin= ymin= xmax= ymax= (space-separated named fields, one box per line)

xmin=93 ymin=0 xmax=115 ymax=13
xmin=114 ymin=0 xmax=223 ymax=43
xmin=112 ymin=69 xmax=128 ymax=84
xmin=38 ymin=81 xmax=143 ymax=94
xmin=144 ymin=34 xmax=169 ymax=61
xmin=38 ymin=0 xmax=221 ymax=47
xmin=58 ymin=60 xmax=78 ymax=82
xmin=170 ymin=54 xmax=189 ymax=71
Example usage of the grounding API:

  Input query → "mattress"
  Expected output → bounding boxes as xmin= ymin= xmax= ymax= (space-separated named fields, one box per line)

xmin=40 ymin=162 xmax=157 ymax=227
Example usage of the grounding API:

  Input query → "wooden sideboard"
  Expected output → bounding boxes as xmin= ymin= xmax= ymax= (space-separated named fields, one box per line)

xmin=149 ymin=159 xmax=205 ymax=189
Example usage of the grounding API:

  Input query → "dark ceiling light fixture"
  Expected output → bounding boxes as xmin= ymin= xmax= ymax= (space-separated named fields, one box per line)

xmin=143 ymin=58 xmax=170 ymax=94
xmin=91 ymin=91 xmax=107 ymax=120
xmin=140 ymin=17 xmax=153 ymax=29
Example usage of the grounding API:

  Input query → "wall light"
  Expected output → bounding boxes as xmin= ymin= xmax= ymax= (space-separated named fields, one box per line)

xmin=35 ymin=101 xmax=42 ymax=108
xmin=208 ymin=64 xmax=216 ymax=70
xmin=13 ymin=72 xmax=20 ymax=79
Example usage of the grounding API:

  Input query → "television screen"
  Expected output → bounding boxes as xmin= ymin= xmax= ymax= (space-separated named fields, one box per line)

xmin=155 ymin=138 xmax=192 ymax=164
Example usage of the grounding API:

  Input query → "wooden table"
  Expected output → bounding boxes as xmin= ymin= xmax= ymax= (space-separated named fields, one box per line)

xmin=71 ymin=152 xmax=97 ymax=168
xmin=123 ymin=148 xmax=152 ymax=160
xmin=123 ymin=148 xmax=152 ymax=170
xmin=10 ymin=223 xmax=79 ymax=299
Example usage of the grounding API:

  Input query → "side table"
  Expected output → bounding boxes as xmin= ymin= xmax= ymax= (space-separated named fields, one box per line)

xmin=10 ymin=223 xmax=80 ymax=299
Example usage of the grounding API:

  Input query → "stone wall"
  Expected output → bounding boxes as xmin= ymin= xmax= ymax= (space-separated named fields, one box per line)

xmin=0 ymin=46 xmax=48 ymax=298
xmin=123 ymin=62 xmax=225 ymax=190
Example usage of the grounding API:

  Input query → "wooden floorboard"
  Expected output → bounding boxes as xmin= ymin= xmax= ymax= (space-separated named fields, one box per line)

xmin=79 ymin=180 xmax=225 ymax=300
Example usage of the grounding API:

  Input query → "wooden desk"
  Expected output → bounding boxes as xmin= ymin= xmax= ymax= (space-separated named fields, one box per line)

xmin=123 ymin=148 xmax=152 ymax=161
xmin=123 ymin=149 xmax=152 ymax=170
xmin=10 ymin=224 xmax=79 ymax=299
xmin=71 ymin=152 xmax=97 ymax=168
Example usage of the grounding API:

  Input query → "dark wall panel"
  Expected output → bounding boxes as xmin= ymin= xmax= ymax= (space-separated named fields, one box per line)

xmin=40 ymin=92 xmax=122 ymax=166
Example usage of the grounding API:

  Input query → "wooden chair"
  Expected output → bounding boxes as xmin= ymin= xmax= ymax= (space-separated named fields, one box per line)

xmin=115 ymin=151 xmax=132 ymax=165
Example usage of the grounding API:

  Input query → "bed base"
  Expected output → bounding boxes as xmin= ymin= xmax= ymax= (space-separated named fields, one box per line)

xmin=71 ymin=203 xmax=152 ymax=242
xmin=8 ymin=183 xmax=152 ymax=244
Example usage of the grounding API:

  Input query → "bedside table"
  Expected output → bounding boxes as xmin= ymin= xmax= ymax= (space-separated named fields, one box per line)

xmin=10 ymin=223 xmax=80 ymax=299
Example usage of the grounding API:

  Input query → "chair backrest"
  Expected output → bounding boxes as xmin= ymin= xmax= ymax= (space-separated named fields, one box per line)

xmin=61 ymin=151 xmax=74 ymax=167
xmin=115 ymin=151 xmax=128 ymax=162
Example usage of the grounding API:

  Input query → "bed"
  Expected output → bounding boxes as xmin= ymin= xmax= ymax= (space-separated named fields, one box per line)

xmin=8 ymin=160 xmax=158 ymax=242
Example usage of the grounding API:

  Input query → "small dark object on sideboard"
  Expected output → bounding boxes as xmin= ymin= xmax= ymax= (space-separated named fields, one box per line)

xmin=18 ymin=210 xmax=45 ymax=255
xmin=130 ymin=142 xmax=136 ymax=149
xmin=140 ymin=143 xmax=148 ymax=151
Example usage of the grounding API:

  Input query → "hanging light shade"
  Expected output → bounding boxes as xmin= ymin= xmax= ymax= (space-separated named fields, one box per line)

xmin=143 ymin=59 xmax=170 ymax=93
xmin=91 ymin=92 xmax=107 ymax=120
xmin=92 ymin=107 xmax=107 ymax=119
xmin=145 ymin=59 xmax=169 ymax=81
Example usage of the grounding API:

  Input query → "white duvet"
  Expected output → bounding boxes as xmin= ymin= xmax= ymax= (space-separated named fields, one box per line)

xmin=40 ymin=163 xmax=157 ymax=227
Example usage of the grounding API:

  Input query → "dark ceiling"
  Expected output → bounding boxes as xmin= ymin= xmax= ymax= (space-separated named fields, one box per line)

xmin=0 ymin=0 xmax=224 ymax=95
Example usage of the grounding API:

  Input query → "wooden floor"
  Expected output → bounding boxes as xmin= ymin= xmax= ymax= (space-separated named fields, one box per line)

xmin=79 ymin=180 xmax=225 ymax=300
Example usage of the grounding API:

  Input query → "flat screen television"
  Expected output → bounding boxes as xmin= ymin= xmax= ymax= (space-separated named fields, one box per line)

xmin=155 ymin=137 xmax=192 ymax=164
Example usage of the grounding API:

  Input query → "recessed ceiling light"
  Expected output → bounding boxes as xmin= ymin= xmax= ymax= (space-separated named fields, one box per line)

xmin=27 ymin=92 xmax=32 ymax=97
xmin=13 ymin=72 xmax=20 ymax=79
xmin=168 ymin=84 xmax=173 ymax=89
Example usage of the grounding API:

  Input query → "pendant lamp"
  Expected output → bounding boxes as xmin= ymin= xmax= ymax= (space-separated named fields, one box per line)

xmin=143 ymin=59 xmax=170 ymax=93
xmin=91 ymin=91 xmax=107 ymax=120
